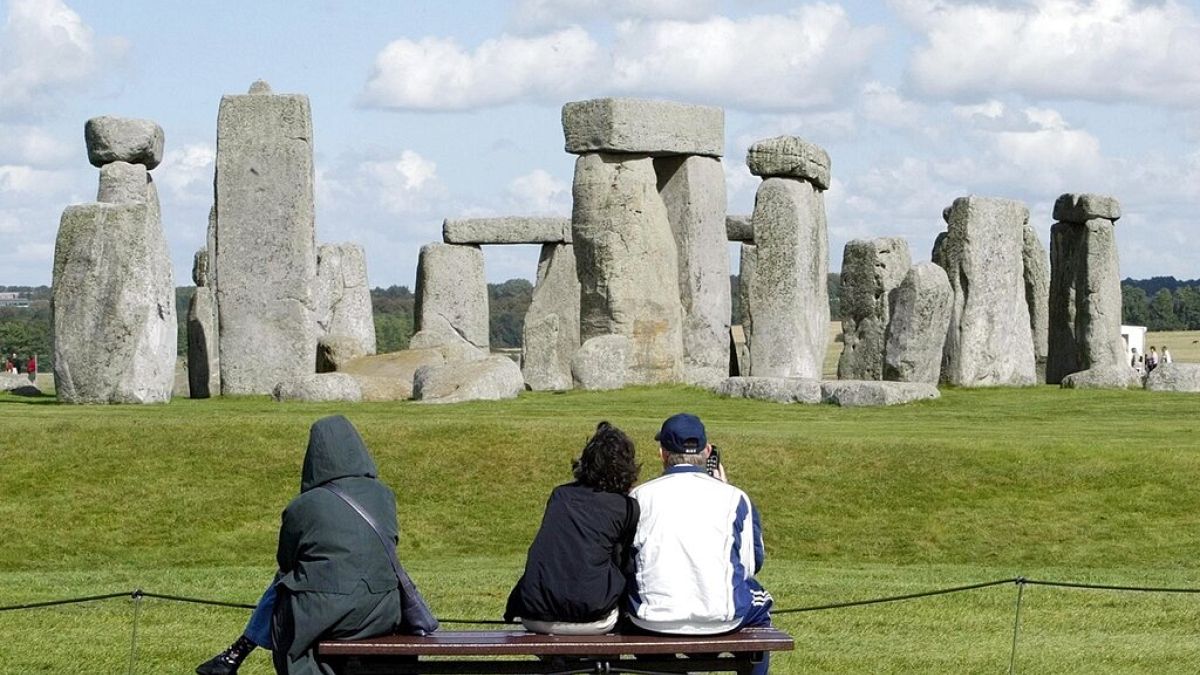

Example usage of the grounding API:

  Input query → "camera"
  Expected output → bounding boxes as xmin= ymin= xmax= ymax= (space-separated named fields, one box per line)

xmin=706 ymin=446 xmax=721 ymax=476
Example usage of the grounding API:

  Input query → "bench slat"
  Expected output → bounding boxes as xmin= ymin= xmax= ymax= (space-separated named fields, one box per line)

xmin=319 ymin=627 xmax=794 ymax=657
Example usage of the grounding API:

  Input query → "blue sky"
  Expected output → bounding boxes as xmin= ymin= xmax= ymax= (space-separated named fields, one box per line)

xmin=1 ymin=0 xmax=1197 ymax=287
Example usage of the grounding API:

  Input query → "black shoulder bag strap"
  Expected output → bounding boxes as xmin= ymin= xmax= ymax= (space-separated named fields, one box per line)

xmin=320 ymin=483 xmax=439 ymax=635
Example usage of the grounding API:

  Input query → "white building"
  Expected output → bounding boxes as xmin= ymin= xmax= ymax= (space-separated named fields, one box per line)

xmin=1121 ymin=325 xmax=1147 ymax=372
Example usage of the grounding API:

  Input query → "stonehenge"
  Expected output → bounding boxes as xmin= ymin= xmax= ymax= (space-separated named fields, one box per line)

xmin=52 ymin=116 xmax=176 ymax=404
xmin=1046 ymin=194 xmax=1125 ymax=384
xmin=838 ymin=238 xmax=911 ymax=381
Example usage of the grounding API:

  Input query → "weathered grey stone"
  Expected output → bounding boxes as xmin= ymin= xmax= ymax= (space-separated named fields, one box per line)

xmin=1052 ymin=193 xmax=1121 ymax=223
xmin=1047 ymin=198 xmax=1125 ymax=384
xmin=883 ymin=263 xmax=952 ymax=384
xmin=726 ymin=215 xmax=753 ymax=242
xmin=562 ymin=98 xmax=724 ymax=157
xmin=315 ymin=243 xmax=376 ymax=358
xmin=215 ymin=85 xmax=318 ymax=395
xmin=408 ymin=315 xmax=488 ymax=363
xmin=316 ymin=335 xmax=371 ymax=373
xmin=192 ymin=249 xmax=210 ymax=287
xmin=931 ymin=231 xmax=949 ymax=268
xmin=819 ymin=380 xmax=940 ymax=407
xmin=657 ymin=155 xmax=731 ymax=385
xmin=745 ymin=136 xmax=831 ymax=190
xmin=572 ymin=153 xmax=684 ymax=384
xmin=747 ymin=177 xmax=829 ymax=379
xmin=413 ymin=354 xmax=524 ymax=404
xmin=85 ymin=116 xmax=165 ymax=169
xmin=737 ymin=243 xmax=757 ymax=374
xmin=272 ymin=373 xmax=362 ymax=402
xmin=939 ymin=196 xmax=1036 ymax=386
xmin=716 ymin=376 xmax=822 ymax=404
xmin=837 ymin=237 xmax=912 ymax=381
xmin=414 ymin=242 xmax=489 ymax=350
xmin=339 ymin=348 xmax=446 ymax=401
xmin=443 ymin=217 xmax=572 ymax=245
xmin=248 ymin=79 xmax=272 ymax=95
xmin=1022 ymin=225 xmax=1050 ymax=382
xmin=97 ymin=161 xmax=149 ymax=204
xmin=730 ymin=326 xmax=750 ymax=377
xmin=570 ymin=335 xmax=631 ymax=391
xmin=941 ymin=206 xmax=952 ymax=225
xmin=521 ymin=243 xmax=580 ymax=391
xmin=52 ymin=202 xmax=176 ymax=404
xmin=186 ymin=286 xmax=220 ymax=398
xmin=1061 ymin=365 xmax=1142 ymax=389
xmin=1145 ymin=363 xmax=1200 ymax=392
xmin=0 ymin=372 xmax=33 ymax=392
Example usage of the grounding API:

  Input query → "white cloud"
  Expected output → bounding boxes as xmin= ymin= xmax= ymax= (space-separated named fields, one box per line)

xmin=0 ymin=124 xmax=74 ymax=167
xmin=156 ymin=143 xmax=214 ymax=204
xmin=898 ymin=0 xmax=1200 ymax=105
xmin=511 ymin=0 xmax=717 ymax=31
xmin=360 ymin=28 xmax=601 ymax=110
xmin=0 ymin=165 xmax=72 ymax=197
xmin=506 ymin=169 xmax=570 ymax=214
xmin=321 ymin=151 xmax=447 ymax=217
xmin=361 ymin=7 xmax=883 ymax=112
xmin=0 ymin=0 xmax=128 ymax=118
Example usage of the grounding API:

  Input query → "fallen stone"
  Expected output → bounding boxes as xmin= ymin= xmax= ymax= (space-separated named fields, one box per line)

xmin=1022 ymin=225 xmax=1050 ymax=382
xmin=939 ymin=196 xmax=1036 ymax=386
xmin=819 ymin=380 xmax=940 ymax=407
xmin=339 ymin=348 xmax=446 ymax=401
xmin=522 ymin=243 xmax=580 ymax=391
xmin=716 ymin=376 xmax=822 ymax=404
xmin=272 ymin=373 xmax=362 ymax=402
xmin=571 ymin=335 xmax=631 ymax=391
xmin=884 ymin=263 xmax=952 ymax=384
xmin=443 ymin=217 xmax=572 ymax=245
xmin=186 ymin=286 xmax=220 ymax=398
xmin=747 ymin=177 xmax=829 ymax=379
xmin=85 ymin=116 xmax=165 ymax=169
xmin=837 ymin=237 xmax=911 ymax=381
xmin=1144 ymin=363 xmax=1200 ymax=393
xmin=658 ymin=154 xmax=731 ymax=385
xmin=408 ymin=315 xmax=488 ymax=363
xmin=1052 ymin=193 xmax=1121 ymax=223
xmin=572 ymin=153 xmax=684 ymax=384
xmin=726 ymin=215 xmax=754 ymax=242
xmin=562 ymin=98 xmax=724 ymax=157
xmin=1061 ymin=365 xmax=1142 ymax=389
xmin=414 ymin=242 xmax=489 ymax=350
xmin=0 ymin=373 xmax=32 ymax=392
xmin=413 ymin=355 xmax=525 ymax=404
xmin=316 ymin=335 xmax=371 ymax=373
xmin=215 ymin=84 xmax=319 ymax=394
xmin=315 ymin=243 xmax=376 ymax=358
xmin=745 ymin=136 xmax=831 ymax=190
xmin=52 ymin=202 xmax=176 ymax=404
xmin=97 ymin=161 xmax=150 ymax=204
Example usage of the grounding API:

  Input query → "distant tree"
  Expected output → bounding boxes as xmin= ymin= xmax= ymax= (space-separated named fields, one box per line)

xmin=1175 ymin=286 xmax=1200 ymax=330
xmin=488 ymin=279 xmax=533 ymax=348
xmin=1148 ymin=288 xmax=1182 ymax=331
xmin=1121 ymin=285 xmax=1150 ymax=326
xmin=374 ymin=313 xmax=413 ymax=352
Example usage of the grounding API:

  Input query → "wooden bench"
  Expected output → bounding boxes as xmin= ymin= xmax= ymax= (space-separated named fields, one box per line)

xmin=317 ymin=626 xmax=794 ymax=674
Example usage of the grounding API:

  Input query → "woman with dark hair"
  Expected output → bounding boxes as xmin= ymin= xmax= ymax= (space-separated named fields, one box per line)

xmin=504 ymin=421 xmax=641 ymax=634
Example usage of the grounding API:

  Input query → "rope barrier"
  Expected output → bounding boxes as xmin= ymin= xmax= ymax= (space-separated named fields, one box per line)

xmin=772 ymin=577 xmax=1020 ymax=614
xmin=1021 ymin=578 xmax=1200 ymax=594
xmin=0 ymin=591 xmax=131 ymax=612
xmin=136 ymin=591 xmax=256 ymax=610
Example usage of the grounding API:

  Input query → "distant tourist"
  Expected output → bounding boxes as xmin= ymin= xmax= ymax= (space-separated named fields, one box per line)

xmin=25 ymin=354 xmax=35 ymax=382
xmin=1162 ymin=346 xmax=1172 ymax=365
xmin=1147 ymin=346 xmax=1159 ymax=373
xmin=504 ymin=421 xmax=640 ymax=634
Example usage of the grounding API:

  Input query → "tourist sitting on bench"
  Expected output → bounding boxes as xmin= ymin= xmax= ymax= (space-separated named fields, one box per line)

xmin=626 ymin=413 xmax=774 ymax=674
xmin=197 ymin=415 xmax=410 ymax=675
xmin=503 ymin=421 xmax=640 ymax=634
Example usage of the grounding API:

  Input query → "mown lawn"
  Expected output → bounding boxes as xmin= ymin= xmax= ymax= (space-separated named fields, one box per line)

xmin=1 ymin=384 xmax=1198 ymax=673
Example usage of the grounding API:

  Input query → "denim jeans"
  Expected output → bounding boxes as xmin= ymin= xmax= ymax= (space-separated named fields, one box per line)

xmin=244 ymin=575 xmax=280 ymax=649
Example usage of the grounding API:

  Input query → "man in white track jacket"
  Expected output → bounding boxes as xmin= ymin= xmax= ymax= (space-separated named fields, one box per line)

xmin=627 ymin=413 xmax=773 ymax=674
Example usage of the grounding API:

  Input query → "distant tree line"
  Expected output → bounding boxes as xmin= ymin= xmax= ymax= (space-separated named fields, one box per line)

xmin=1121 ymin=277 xmax=1200 ymax=331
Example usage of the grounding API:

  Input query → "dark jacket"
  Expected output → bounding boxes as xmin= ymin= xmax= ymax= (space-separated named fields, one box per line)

xmin=504 ymin=482 xmax=639 ymax=623
xmin=275 ymin=416 xmax=399 ymax=595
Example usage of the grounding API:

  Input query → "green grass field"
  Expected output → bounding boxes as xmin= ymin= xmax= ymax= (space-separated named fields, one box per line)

xmin=2 ymin=384 xmax=1199 ymax=673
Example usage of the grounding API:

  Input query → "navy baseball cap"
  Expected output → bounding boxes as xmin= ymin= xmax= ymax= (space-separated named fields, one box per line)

xmin=656 ymin=413 xmax=707 ymax=453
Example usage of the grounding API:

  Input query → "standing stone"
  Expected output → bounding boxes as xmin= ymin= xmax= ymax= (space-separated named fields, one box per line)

xmin=84 ymin=116 xmax=165 ymax=169
xmin=837 ymin=238 xmax=911 ymax=380
xmin=1022 ymin=224 xmax=1050 ymax=382
xmin=522 ymin=243 xmax=580 ymax=391
xmin=414 ymin=242 xmax=489 ymax=350
xmin=737 ymin=243 xmax=757 ymax=374
xmin=187 ymin=250 xmax=220 ymax=399
xmin=315 ymin=243 xmax=377 ymax=358
xmin=884 ymin=263 xmax=952 ymax=384
xmin=572 ymin=153 xmax=684 ymax=384
xmin=97 ymin=161 xmax=150 ymax=204
xmin=939 ymin=196 xmax=1036 ymax=386
xmin=747 ymin=176 xmax=829 ymax=378
xmin=1046 ymin=194 xmax=1125 ymax=384
xmin=52 ymin=203 xmax=176 ymax=403
xmin=656 ymin=155 xmax=731 ymax=385
xmin=214 ymin=82 xmax=318 ymax=394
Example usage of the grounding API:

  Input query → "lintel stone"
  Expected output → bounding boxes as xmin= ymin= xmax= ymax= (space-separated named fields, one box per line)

xmin=745 ymin=136 xmax=830 ymax=190
xmin=1052 ymin=193 xmax=1121 ymax=223
xmin=562 ymin=98 xmax=724 ymax=157
xmin=442 ymin=217 xmax=572 ymax=245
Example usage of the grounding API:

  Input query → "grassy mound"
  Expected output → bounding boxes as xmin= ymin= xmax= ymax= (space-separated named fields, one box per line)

xmin=2 ymin=385 xmax=1198 ymax=673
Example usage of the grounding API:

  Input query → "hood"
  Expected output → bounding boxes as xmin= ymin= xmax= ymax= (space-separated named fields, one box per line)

xmin=300 ymin=415 xmax=378 ymax=492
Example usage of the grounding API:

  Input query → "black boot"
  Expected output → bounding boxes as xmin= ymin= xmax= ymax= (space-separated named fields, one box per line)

xmin=196 ymin=635 xmax=256 ymax=675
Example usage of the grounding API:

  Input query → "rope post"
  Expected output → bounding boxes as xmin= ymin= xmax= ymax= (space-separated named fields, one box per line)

xmin=127 ymin=589 xmax=144 ymax=675
xmin=1008 ymin=577 xmax=1026 ymax=675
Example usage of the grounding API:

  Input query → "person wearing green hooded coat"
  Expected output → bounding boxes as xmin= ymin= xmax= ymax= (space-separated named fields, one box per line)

xmin=195 ymin=416 xmax=406 ymax=675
